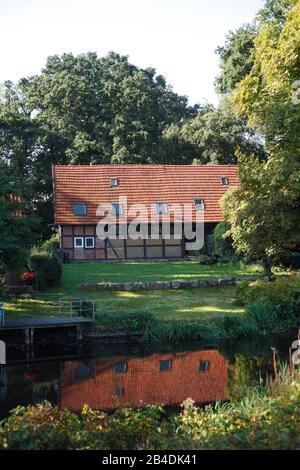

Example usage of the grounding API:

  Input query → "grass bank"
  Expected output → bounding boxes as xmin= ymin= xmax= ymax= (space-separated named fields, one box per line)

xmin=6 ymin=261 xmax=261 ymax=320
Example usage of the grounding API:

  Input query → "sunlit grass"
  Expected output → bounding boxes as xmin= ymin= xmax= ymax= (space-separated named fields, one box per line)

xmin=6 ymin=261 xmax=292 ymax=322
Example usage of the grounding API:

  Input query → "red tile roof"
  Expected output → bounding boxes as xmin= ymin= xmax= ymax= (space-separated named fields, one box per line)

xmin=53 ymin=164 xmax=239 ymax=225
xmin=59 ymin=350 xmax=228 ymax=411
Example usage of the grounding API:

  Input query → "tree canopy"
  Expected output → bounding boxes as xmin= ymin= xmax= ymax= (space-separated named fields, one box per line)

xmin=222 ymin=0 xmax=300 ymax=274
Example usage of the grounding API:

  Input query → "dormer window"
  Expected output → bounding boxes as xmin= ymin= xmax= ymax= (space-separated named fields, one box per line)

xmin=221 ymin=177 xmax=229 ymax=186
xmin=155 ymin=202 xmax=168 ymax=215
xmin=110 ymin=177 xmax=118 ymax=188
xmin=111 ymin=203 xmax=124 ymax=216
xmin=73 ymin=203 xmax=87 ymax=216
xmin=194 ymin=199 xmax=205 ymax=212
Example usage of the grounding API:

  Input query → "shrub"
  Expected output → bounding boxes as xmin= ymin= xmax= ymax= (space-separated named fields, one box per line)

xmin=234 ymin=277 xmax=300 ymax=307
xmin=97 ymin=310 xmax=156 ymax=333
xmin=28 ymin=248 xmax=62 ymax=290
xmin=198 ymin=254 xmax=218 ymax=266
xmin=41 ymin=234 xmax=60 ymax=252
xmin=212 ymin=222 xmax=237 ymax=260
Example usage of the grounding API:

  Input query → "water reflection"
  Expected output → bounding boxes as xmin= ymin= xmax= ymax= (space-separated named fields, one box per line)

xmin=60 ymin=350 xmax=228 ymax=411
xmin=0 ymin=334 xmax=293 ymax=418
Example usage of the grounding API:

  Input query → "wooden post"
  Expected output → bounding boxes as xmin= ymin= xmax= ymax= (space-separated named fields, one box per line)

xmin=25 ymin=328 xmax=34 ymax=360
xmin=77 ymin=325 xmax=83 ymax=341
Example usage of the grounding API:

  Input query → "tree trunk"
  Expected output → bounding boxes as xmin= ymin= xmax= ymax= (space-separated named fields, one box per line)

xmin=262 ymin=258 xmax=275 ymax=282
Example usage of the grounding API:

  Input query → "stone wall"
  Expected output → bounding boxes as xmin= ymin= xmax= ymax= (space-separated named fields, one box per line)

xmin=78 ymin=277 xmax=257 ymax=292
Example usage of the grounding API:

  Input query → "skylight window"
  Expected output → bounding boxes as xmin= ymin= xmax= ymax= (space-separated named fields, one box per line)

xmin=73 ymin=203 xmax=87 ymax=216
xmin=194 ymin=199 xmax=205 ymax=212
xmin=111 ymin=203 xmax=124 ymax=216
xmin=221 ymin=177 xmax=229 ymax=186
xmin=155 ymin=202 xmax=168 ymax=215
xmin=110 ymin=177 xmax=118 ymax=188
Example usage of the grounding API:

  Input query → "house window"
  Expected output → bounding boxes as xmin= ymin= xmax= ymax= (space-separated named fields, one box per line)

xmin=114 ymin=362 xmax=128 ymax=374
xmin=85 ymin=237 xmax=95 ymax=249
xmin=221 ymin=177 xmax=229 ymax=186
xmin=111 ymin=203 xmax=124 ymax=216
xmin=194 ymin=199 xmax=205 ymax=212
xmin=155 ymin=202 xmax=168 ymax=215
xmin=198 ymin=360 xmax=210 ymax=372
xmin=74 ymin=237 xmax=84 ymax=249
xmin=110 ymin=177 xmax=118 ymax=188
xmin=116 ymin=387 xmax=125 ymax=397
xmin=73 ymin=203 xmax=87 ymax=216
xmin=159 ymin=360 xmax=172 ymax=372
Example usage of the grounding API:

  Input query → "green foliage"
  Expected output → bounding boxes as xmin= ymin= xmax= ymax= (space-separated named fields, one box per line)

xmin=178 ymin=101 xmax=265 ymax=164
xmin=235 ymin=277 xmax=300 ymax=306
xmin=222 ymin=152 xmax=300 ymax=276
xmin=0 ymin=402 xmax=169 ymax=450
xmin=0 ymin=52 xmax=197 ymax=233
xmin=28 ymin=247 xmax=62 ymax=290
xmin=41 ymin=234 xmax=60 ymax=252
xmin=97 ymin=309 xmax=155 ymax=333
xmin=212 ymin=222 xmax=237 ymax=259
xmin=197 ymin=254 xmax=218 ymax=266
xmin=0 ymin=171 xmax=39 ymax=273
xmin=147 ymin=276 xmax=300 ymax=343
xmin=215 ymin=25 xmax=256 ymax=95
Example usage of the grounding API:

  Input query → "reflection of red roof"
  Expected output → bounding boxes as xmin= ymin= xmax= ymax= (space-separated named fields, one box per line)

xmin=53 ymin=164 xmax=239 ymax=225
xmin=59 ymin=350 xmax=228 ymax=411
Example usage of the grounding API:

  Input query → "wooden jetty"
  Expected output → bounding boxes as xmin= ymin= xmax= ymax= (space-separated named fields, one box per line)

xmin=0 ymin=316 xmax=93 ymax=346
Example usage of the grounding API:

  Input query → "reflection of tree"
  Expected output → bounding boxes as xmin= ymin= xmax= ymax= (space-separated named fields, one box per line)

xmin=226 ymin=355 xmax=274 ymax=401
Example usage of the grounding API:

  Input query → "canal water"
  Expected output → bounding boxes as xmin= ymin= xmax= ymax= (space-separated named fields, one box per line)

xmin=0 ymin=332 xmax=296 ymax=419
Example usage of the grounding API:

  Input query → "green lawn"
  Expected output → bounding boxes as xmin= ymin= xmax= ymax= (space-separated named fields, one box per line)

xmin=5 ymin=287 xmax=244 ymax=321
xmin=48 ymin=261 xmax=263 ymax=296
xmin=5 ymin=261 xmax=260 ymax=321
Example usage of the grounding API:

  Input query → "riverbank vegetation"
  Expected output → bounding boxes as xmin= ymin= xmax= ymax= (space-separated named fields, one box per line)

xmin=1 ymin=360 xmax=300 ymax=450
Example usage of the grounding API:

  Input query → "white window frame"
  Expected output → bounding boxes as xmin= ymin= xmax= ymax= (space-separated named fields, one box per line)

xmin=74 ymin=237 xmax=84 ymax=249
xmin=85 ymin=237 xmax=95 ymax=249
xmin=155 ymin=202 xmax=168 ymax=215
xmin=194 ymin=199 xmax=205 ymax=212
xmin=111 ymin=203 xmax=124 ymax=216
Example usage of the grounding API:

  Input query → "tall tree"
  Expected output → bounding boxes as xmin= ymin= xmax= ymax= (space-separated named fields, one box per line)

xmin=223 ymin=0 xmax=300 ymax=276
xmin=0 ymin=169 xmax=39 ymax=275
xmin=0 ymin=52 xmax=197 ymax=232
xmin=215 ymin=25 xmax=257 ymax=95
xmin=158 ymin=102 xmax=265 ymax=165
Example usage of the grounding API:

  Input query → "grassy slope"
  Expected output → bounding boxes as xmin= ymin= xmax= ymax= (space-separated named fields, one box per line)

xmin=52 ymin=261 xmax=262 ymax=291
xmin=5 ymin=262 xmax=261 ymax=320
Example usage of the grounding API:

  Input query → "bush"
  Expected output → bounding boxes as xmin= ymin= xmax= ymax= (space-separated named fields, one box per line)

xmin=198 ymin=254 xmax=218 ymax=266
xmin=280 ymin=253 xmax=300 ymax=270
xmin=212 ymin=222 xmax=237 ymax=259
xmin=97 ymin=310 xmax=156 ymax=333
xmin=41 ymin=234 xmax=60 ymax=252
xmin=234 ymin=277 xmax=300 ymax=307
xmin=28 ymin=248 xmax=62 ymax=290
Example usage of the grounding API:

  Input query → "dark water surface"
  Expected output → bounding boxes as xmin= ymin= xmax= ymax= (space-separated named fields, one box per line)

xmin=0 ymin=331 xmax=296 ymax=418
